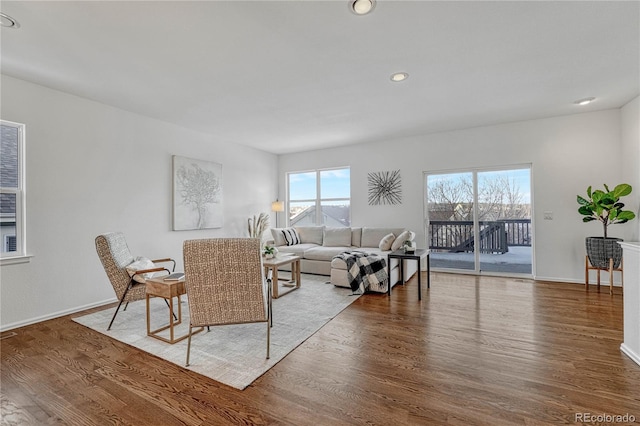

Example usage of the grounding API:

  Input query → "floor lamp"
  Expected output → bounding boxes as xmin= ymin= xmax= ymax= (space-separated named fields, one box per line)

xmin=271 ymin=200 xmax=284 ymax=228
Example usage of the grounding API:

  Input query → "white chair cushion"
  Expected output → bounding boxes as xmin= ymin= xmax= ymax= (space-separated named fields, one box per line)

xmin=126 ymin=256 xmax=156 ymax=283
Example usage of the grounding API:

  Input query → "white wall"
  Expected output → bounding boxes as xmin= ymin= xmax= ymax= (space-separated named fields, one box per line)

xmin=279 ymin=109 xmax=637 ymax=283
xmin=621 ymin=96 xmax=640 ymax=241
xmin=0 ymin=75 xmax=278 ymax=330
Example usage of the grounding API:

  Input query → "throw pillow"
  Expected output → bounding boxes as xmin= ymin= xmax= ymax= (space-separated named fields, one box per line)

xmin=270 ymin=228 xmax=287 ymax=246
xmin=281 ymin=228 xmax=300 ymax=246
xmin=323 ymin=227 xmax=352 ymax=247
xmin=378 ymin=233 xmax=396 ymax=251
xmin=391 ymin=230 xmax=414 ymax=251
xmin=126 ymin=256 xmax=156 ymax=283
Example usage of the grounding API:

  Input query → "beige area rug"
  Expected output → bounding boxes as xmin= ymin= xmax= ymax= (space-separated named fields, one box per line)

xmin=73 ymin=274 xmax=359 ymax=390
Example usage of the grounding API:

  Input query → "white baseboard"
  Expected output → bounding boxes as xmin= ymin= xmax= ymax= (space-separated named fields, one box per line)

xmin=0 ymin=298 xmax=116 ymax=333
xmin=621 ymin=344 xmax=640 ymax=367
xmin=534 ymin=276 xmax=623 ymax=287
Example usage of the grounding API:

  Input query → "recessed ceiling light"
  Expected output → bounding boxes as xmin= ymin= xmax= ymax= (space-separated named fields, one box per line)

xmin=574 ymin=97 xmax=596 ymax=106
xmin=350 ymin=0 xmax=376 ymax=15
xmin=0 ymin=12 xmax=20 ymax=29
xmin=390 ymin=72 xmax=409 ymax=82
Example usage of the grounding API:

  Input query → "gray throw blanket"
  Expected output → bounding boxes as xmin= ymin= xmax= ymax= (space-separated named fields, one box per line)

xmin=333 ymin=251 xmax=388 ymax=294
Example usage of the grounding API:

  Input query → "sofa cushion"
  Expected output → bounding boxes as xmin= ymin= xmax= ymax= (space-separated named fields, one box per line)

xmin=295 ymin=226 xmax=325 ymax=245
xmin=323 ymin=227 xmax=352 ymax=247
xmin=351 ymin=227 xmax=362 ymax=247
xmin=379 ymin=233 xmax=396 ymax=250
xmin=276 ymin=243 xmax=318 ymax=257
xmin=391 ymin=230 xmax=415 ymax=251
xmin=304 ymin=246 xmax=352 ymax=262
xmin=361 ymin=227 xmax=405 ymax=248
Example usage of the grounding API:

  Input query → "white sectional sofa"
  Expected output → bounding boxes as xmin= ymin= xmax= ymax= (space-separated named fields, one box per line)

xmin=270 ymin=226 xmax=418 ymax=291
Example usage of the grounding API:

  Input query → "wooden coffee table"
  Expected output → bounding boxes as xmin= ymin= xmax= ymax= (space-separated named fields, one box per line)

xmin=262 ymin=254 xmax=301 ymax=298
xmin=145 ymin=276 xmax=202 ymax=344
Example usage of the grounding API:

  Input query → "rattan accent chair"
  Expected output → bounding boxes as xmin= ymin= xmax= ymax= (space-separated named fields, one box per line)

xmin=183 ymin=238 xmax=272 ymax=366
xmin=95 ymin=232 xmax=176 ymax=330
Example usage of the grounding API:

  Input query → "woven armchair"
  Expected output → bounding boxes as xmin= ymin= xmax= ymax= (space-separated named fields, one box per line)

xmin=183 ymin=238 xmax=272 ymax=366
xmin=95 ymin=232 xmax=175 ymax=330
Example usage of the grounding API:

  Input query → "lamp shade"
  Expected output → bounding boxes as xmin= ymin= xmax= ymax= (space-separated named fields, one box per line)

xmin=271 ymin=200 xmax=284 ymax=212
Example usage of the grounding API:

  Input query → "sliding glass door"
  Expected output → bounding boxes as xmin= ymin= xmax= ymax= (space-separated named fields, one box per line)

xmin=425 ymin=166 xmax=532 ymax=276
xmin=426 ymin=172 xmax=475 ymax=271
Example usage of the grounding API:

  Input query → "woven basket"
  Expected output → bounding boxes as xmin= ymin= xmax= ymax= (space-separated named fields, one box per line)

xmin=585 ymin=237 xmax=623 ymax=269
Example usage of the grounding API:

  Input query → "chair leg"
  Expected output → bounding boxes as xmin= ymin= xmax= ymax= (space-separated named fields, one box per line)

xmin=107 ymin=297 xmax=126 ymax=331
xmin=163 ymin=298 xmax=178 ymax=321
xmin=108 ymin=284 xmax=134 ymax=330
xmin=266 ymin=320 xmax=270 ymax=360
xmin=186 ymin=325 xmax=193 ymax=367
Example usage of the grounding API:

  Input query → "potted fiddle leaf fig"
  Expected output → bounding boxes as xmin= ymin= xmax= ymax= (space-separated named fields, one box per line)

xmin=263 ymin=245 xmax=277 ymax=259
xmin=577 ymin=183 xmax=635 ymax=269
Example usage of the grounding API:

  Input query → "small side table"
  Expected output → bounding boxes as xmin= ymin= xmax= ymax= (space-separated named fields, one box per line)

xmin=387 ymin=249 xmax=430 ymax=300
xmin=262 ymin=254 xmax=302 ymax=298
xmin=145 ymin=276 xmax=202 ymax=344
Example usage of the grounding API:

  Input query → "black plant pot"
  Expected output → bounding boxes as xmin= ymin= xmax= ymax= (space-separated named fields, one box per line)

xmin=585 ymin=237 xmax=623 ymax=269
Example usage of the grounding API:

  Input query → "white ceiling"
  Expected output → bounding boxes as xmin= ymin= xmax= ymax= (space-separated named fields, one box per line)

xmin=1 ymin=1 xmax=638 ymax=154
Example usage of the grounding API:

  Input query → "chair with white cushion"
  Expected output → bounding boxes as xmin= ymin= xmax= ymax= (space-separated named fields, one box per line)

xmin=95 ymin=232 xmax=176 ymax=330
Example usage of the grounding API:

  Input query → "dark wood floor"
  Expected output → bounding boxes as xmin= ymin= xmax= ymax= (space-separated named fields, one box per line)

xmin=2 ymin=273 xmax=639 ymax=425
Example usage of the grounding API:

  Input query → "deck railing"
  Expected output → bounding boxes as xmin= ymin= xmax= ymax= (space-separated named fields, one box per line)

xmin=428 ymin=219 xmax=531 ymax=253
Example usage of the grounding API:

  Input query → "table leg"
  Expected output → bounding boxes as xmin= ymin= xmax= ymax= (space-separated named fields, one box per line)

xmin=418 ymin=257 xmax=422 ymax=301
xmin=272 ymin=267 xmax=279 ymax=298
xmin=146 ymin=294 xmax=151 ymax=336
xmin=387 ymin=255 xmax=392 ymax=296
xmin=427 ymin=253 xmax=430 ymax=289
xmin=295 ymin=259 xmax=301 ymax=289
xmin=169 ymin=297 xmax=175 ymax=343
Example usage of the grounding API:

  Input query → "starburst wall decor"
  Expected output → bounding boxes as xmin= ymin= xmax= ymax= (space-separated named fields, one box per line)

xmin=368 ymin=170 xmax=402 ymax=205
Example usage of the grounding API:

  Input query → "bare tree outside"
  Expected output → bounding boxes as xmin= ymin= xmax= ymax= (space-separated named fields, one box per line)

xmin=427 ymin=170 xmax=531 ymax=253
xmin=429 ymin=173 xmax=530 ymax=221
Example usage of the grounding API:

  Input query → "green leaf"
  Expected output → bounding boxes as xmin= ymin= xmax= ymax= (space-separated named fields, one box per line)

xmin=613 ymin=183 xmax=632 ymax=198
xmin=604 ymin=183 xmax=611 ymax=192
xmin=582 ymin=217 xmax=596 ymax=222
xmin=578 ymin=206 xmax=593 ymax=216
xmin=577 ymin=195 xmax=591 ymax=206
xmin=591 ymin=190 xmax=605 ymax=203
xmin=617 ymin=211 xmax=636 ymax=221
xmin=586 ymin=186 xmax=592 ymax=198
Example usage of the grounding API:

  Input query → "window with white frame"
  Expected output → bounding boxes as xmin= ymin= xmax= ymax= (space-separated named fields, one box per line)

xmin=1 ymin=120 xmax=26 ymax=258
xmin=287 ymin=167 xmax=351 ymax=227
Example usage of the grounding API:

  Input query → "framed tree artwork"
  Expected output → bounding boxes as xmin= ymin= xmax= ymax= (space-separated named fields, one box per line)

xmin=173 ymin=155 xmax=223 ymax=230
